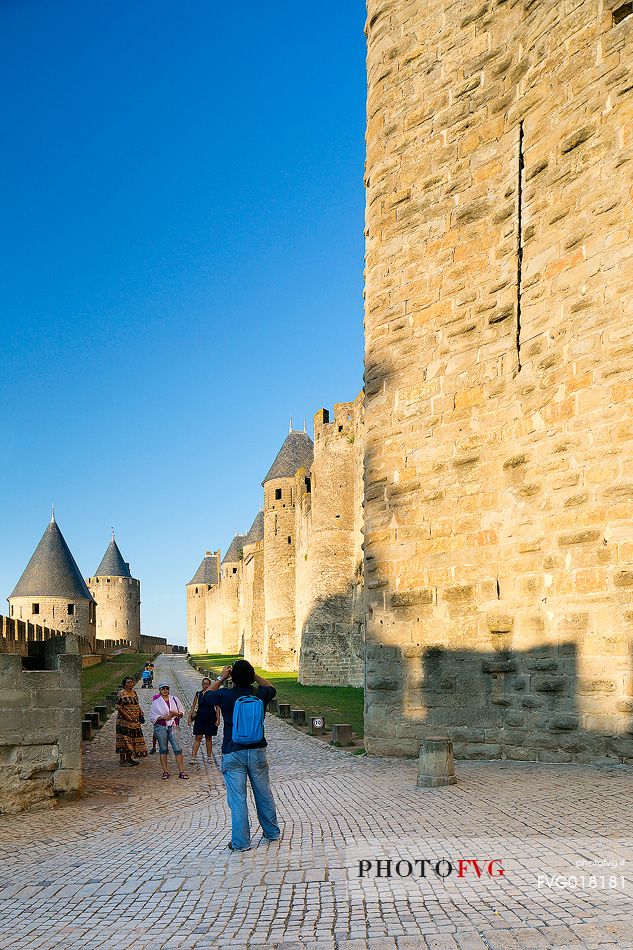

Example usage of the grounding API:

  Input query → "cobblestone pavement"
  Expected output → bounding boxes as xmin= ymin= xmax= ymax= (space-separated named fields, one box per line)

xmin=2 ymin=655 xmax=633 ymax=949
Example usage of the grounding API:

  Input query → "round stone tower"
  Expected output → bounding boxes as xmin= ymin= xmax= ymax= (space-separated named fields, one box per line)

xmin=262 ymin=425 xmax=313 ymax=670
xmin=87 ymin=535 xmax=141 ymax=649
xmin=8 ymin=511 xmax=96 ymax=646
xmin=186 ymin=550 xmax=219 ymax=654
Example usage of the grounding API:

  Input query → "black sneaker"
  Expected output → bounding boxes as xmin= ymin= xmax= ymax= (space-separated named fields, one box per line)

xmin=227 ymin=842 xmax=251 ymax=852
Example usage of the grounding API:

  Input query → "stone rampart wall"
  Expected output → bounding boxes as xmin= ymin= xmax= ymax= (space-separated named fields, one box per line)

xmin=186 ymin=585 xmax=208 ymax=654
xmin=8 ymin=595 xmax=95 ymax=647
xmin=263 ymin=478 xmax=299 ymax=670
xmin=205 ymin=583 xmax=224 ymax=653
xmin=239 ymin=540 xmax=265 ymax=664
xmin=364 ymin=0 xmax=633 ymax=759
xmin=297 ymin=396 xmax=365 ymax=686
xmin=0 ymin=644 xmax=82 ymax=814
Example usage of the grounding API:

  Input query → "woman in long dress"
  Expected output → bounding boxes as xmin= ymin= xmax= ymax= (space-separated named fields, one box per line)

xmin=115 ymin=676 xmax=147 ymax=766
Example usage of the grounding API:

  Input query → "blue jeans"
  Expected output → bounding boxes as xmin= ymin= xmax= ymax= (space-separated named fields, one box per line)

xmin=221 ymin=748 xmax=280 ymax=850
xmin=154 ymin=725 xmax=183 ymax=756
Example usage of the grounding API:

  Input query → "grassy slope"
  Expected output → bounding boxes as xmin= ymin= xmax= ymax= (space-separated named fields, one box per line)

xmin=81 ymin=653 xmax=154 ymax=712
xmin=190 ymin=653 xmax=364 ymax=737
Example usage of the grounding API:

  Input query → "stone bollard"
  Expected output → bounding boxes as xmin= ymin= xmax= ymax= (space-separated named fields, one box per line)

xmin=268 ymin=699 xmax=278 ymax=714
xmin=95 ymin=704 xmax=108 ymax=724
xmin=291 ymin=709 xmax=306 ymax=726
xmin=89 ymin=712 xmax=100 ymax=730
xmin=309 ymin=716 xmax=325 ymax=736
xmin=82 ymin=719 xmax=93 ymax=740
xmin=278 ymin=703 xmax=291 ymax=719
xmin=331 ymin=724 xmax=353 ymax=747
xmin=417 ymin=736 xmax=457 ymax=788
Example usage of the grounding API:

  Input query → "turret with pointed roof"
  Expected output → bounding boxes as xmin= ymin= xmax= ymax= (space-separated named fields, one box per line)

xmin=261 ymin=426 xmax=314 ymax=670
xmin=87 ymin=533 xmax=141 ymax=649
xmin=186 ymin=549 xmax=220 ymax=654
xmin=94 ymin=537 xmax=132 ymax=578
xmin=262 ymin=430 xmax=314 ymax=485
xmin=222 ymin=534 xmax=247 ymax=565
xmin=244 ymin=510 xmax=264 ymax=547
xmin=8 ymin=512 xmax=96 ymax=644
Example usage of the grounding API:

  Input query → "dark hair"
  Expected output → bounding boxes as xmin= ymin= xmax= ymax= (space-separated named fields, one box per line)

xmin=122 ymin=676 xmax=135 ymax=687
xmin=231 ymin=659 xmax=255 ymax=687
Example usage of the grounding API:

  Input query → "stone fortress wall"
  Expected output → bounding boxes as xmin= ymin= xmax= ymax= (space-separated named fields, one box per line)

xmin=8 ymin=595 xmax=95 ymax=646
xmin=363 ymin=0 xmax=633 ymax=760
xmin=238 ymin=531 xmax=265 ymax=665
xmin=187 ymin=399 xmax=365 ymax=686
xmin=0 ymin=630 xmax=82 ymax=815
xmin=296 ymin=395 xmax=365 ymax=687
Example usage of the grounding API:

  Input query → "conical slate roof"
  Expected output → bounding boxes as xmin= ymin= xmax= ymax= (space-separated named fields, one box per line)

xmin=10 ymin=516 xmax=94 ymax=601
xmin=262 ymin=431 xmax=314 ymax=484
xmin=222 ymin=534 xmax=246 ymax=564
xmin=187 ymin=552 xmax=218 ymax=587
xmin=244 ymin=511 xmax=264 ymax=546
xmin=94 ymin=538 xmax=132 ymax=578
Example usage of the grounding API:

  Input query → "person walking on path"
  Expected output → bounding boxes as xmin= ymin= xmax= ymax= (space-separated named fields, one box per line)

xmin=149 ymin=683 xmax=189 ymax=780
xmin=188 ymin=677 xmax=220 ymax=765
xmin=115 ymin=676 xmax=147 ymax=766
xmin=201 ymin=659 xmax=280 ymax=851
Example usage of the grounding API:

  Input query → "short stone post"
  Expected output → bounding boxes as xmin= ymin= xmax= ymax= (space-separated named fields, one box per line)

xmin=95 ymin=704 xmax=108 ymax=724
xmin=331 ymin=724 xmax=353 ymax=747
xmin=309 ymin=716 xmax=325 ymax=736
xmin=81 ymin=719 xmax=93 ymax=740
xmin=278 ymin=703 xmax=291 ymax=719
xmin=417 ymin=736 xmax=457 ymax=788
xmin=291 ymin=709 xmax=306 ymax=726
xmin=268 ymin=698 xmax=278 ymax=714
xmin=88 ymin=712 xmax=100 ymax=730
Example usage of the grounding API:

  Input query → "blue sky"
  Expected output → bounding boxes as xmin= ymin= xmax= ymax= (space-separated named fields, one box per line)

xmin=0 ymin=0 xmax=366 ymax=644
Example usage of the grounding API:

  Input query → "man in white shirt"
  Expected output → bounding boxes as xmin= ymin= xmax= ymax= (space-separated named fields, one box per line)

xmin=149 ymin=683 xmax=189 ymax=780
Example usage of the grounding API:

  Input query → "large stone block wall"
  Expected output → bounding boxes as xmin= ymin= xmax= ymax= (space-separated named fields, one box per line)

xmin=205 ymin=582 xmax=223 ymax=653
xmin=8 ymin=595 xmax=95 ymax=647
xmin=263 ymin=478 xmax=299 ymax=670
xmin=88 ymin=575 xmax=141 ymax=649
xmin=186 ymin=583 xmax=208 ymax=654
xmin=364 ymin=0 xmax=633 ymax=759
xmin=297 ymin=396 xmax=365 ymax=686
xmin=220 ymin=561 xmax=241 ymax=654
xmin=239 ymin=539 xmax=265 ymax=664
xmin=0 ymin=645 xmax=82 ymax=814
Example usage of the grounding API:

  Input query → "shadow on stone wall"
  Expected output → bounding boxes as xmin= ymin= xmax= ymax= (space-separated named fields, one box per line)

xmin=298 ymin=585 xmax=365 ymax=688
xmin=365 ymin=641 xmax=633 ymax=764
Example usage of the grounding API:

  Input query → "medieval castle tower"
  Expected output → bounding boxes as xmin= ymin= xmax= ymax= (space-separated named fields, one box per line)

xmin=8 ymin=513 xmax=96 ymax=645
xmin=262 ymin=428 xmax=314 ymax=670
xmin=186 ymin=416 xmax=364 ymax=685
xmin=186 ymin=550 xmax=220 ymax=654
xmin=363 ymin=0 xmax=633 ymax=759
xmin=296 ymin=396 xmax=365 ymax=687
xmin=185 ymin=1 xmax=632 ymax=765
xmin=87 ymin=535 xmax=141 ymax=649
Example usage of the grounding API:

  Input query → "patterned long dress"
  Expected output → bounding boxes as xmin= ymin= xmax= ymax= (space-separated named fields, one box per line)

xmin=115 ymin=689 xmax=148 ymax=757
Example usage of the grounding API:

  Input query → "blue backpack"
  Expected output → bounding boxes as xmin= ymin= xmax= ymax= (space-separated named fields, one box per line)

xmin=232 ymin=694 xmax=265 ymax=745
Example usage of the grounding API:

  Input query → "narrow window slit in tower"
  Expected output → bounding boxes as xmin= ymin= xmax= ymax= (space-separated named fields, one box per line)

xmin=613 ymin=3 xmax=632 ymax=25
xmin=516 ymin=120 xmax=524 ymax=372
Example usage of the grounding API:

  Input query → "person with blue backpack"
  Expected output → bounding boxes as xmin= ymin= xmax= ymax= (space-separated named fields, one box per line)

xmin=202 ymin=659 xmax=280 ymax=851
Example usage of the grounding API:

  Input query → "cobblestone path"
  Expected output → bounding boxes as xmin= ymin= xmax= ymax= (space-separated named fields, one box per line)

xmin=2 ymin=654 xmax=633 ymax=949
